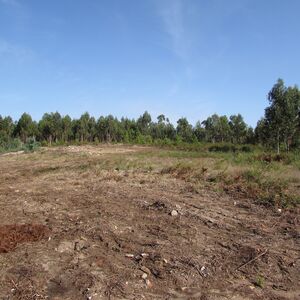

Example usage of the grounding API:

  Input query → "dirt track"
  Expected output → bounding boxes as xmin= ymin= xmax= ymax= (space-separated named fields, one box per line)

xmin=0 ymin=146 xmax=299 ymax=299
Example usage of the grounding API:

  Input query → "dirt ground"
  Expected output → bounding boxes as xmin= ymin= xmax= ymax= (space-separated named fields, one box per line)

xmin=0 ymin=145 xmax=299 ymax=299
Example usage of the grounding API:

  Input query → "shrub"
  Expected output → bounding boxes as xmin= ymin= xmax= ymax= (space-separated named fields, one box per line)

xmin=255 ymin=275 xmax=265 ymax=288
xmin=0 ymin=138 xmax=22 ymax=153
xmin=208 ymin=143 xmax=237 ymax=153
xmin=23 ymin=137 xmax=40 ymax=152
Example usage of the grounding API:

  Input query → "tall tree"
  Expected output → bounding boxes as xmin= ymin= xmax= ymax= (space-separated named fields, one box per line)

xmin=137 ymin=111 xmax=152 ymax=135
xmin=202 ymin=114 xmax=231 ymax=143
xmin=38 ymin=112 xmax=62 ymax=144
xmin=15 ymin=113 xmax=37 ymax=142
xmin=0 ymin=115 xmax=14 ymax=141
xmin=264 ymin=79 xmax=300 ymax=153
xmin=39 ymin=113 xmax=54 ymax=144
xmin=176 ymin=117 xmax=194 ymax=142
xmin=194 ymin=121 xmax=205 ymax=142
xmin=61 ymin=115 xmax=72 ymax=142
xmin=78 ymin=112 xmax=91 ymax=142
xmin=229 ymin=114 xmax=247 ymax=144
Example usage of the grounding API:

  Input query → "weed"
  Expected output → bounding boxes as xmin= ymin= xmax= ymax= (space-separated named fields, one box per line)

xmin=255 ymin=275 xmax=265 ymax=288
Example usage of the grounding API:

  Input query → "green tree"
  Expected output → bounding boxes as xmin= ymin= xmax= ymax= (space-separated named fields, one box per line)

xmin=137 ymin=111 xmax=152 ymax=135
xmin=229 ymin=114 xmax=247 ymax=144
xmin=79 ymin=112 xmax=91 ymax=142
xmin=61 ymin=115 xmax=72 ymax=142
xmin=245 ymin=127 xmax=255 ymax=144
xmin=15 ymin=113 xmax=37 ymax=142
xmin=264 ymin=79 xmax=300 ymax=153
xmin=219 ymin=115 xmax=231 ymax=142
xmin=176 ymin=117 xmax=194 ymax=143
xmin=38 ymin=112 xmax=62 ymax=144
xmin=0 ymin=115 xmax=14 ymax=142
xmin=39 ymin=113 xmax=54 ymax=144
xmin=202 ymin=114 xmax=231 ymax=143
xmin=194 ymin=121 xmax=205 ymax=141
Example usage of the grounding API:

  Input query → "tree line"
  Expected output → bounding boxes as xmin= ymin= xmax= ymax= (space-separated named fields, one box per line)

xmin=1 ymin=79 xmax=300 ymax=153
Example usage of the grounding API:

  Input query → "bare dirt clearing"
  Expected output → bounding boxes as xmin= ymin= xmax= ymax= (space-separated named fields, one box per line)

xmin=0 ymin=145 xmax=299 ymax=299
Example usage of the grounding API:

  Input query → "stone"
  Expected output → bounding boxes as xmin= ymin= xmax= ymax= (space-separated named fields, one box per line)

xmin=56 ymin=241 xmax=74 ymax=253
xmin=74 ymin=240 xmax=88 ymax=251
xmin=140 ymin=266 xmax=151 ymax=275
xmin=146 ymin=279 xmax=152 ymax=288
xmin=170 ymin=210 xmax=178 ymax=217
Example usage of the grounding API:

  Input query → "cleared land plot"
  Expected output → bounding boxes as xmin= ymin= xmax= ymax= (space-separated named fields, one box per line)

xmin=0 ymin=145 xmax=299 ymax=299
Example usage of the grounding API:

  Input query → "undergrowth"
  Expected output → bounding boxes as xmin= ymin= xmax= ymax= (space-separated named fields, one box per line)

xmin=0 ymin=138 xmax=40 ymax=154
xmin=160 ymin=155 xmax=300 ymax=208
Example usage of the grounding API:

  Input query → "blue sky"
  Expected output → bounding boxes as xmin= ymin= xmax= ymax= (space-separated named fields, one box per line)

xmin=1 ymin=0 xmax=300 ymax=127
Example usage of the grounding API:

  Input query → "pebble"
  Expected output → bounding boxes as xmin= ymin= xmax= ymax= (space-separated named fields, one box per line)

xmin=56 ymin=241 xmax=74 ymax=253
xmin=125 ymin=254 xmax=135 ymax=258
xmin=146 ymin=279 xmax=152 ymax=288
xmin=74 ymin=240 xmax=88 ymax=251
xmin=140 ymin=266 xmax=151 ymax=275
xmin=142 ymin=273 xmax=148 ymax=279
xmin=171 ymin=210 xmax=178 ymax=216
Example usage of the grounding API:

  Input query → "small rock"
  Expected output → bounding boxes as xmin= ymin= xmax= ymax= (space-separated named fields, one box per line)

xmin=125 ymin=253 xmax=135 ymax=258
xmin=278 ymin=208 xmax=282 ymax=213
xmin=140 ymin=266 xmax=151 ymax=275
xmin=74 ymin=240 xmax=88 ymax=251
xmin=146 ymin=279 xmax=152 ymax=288
xmin=142 ymin=273 xmax=148 ymax=279
xmin=200 ymin=266 xmax=209 ymax=277
xmin=170 ymin=210 xmax=178 ymax=217
xmin=56 ymin=241 xmax=74 ymax=253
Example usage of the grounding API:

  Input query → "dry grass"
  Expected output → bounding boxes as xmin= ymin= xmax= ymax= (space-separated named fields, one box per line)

xmin=0 ymin=145 xmax=299 ymax=299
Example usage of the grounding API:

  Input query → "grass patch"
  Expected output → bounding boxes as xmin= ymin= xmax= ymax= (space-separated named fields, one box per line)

xmin=157 ymin=149 xmax=300 ymax=208
xmin=0 ymin=138 xmax=40 ymax=154
xmin=255 ymin=275 xmax=265 ymax=288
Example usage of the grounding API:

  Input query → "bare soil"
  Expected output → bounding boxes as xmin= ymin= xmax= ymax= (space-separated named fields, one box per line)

xmin=0 ymin=145 xmax=299 ymax=299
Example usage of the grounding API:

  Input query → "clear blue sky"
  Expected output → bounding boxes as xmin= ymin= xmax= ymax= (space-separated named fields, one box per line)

xmin=1 ymin=0 xmax=300 ymax=127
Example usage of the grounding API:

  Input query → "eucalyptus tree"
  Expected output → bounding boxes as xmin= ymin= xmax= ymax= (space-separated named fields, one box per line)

xmin=229 ymin=114 xmax=247 ymax=144
xmin=38 ymin=112 xmax=62 ymax=144
xmin=120 ymin=117 xmax=138 ymax=142
xmin=202 ymin=114 xmax=231 ymax=143
xmin=264 ymin=79 xmax=300 ymax=153
xmin=151 ymin=114 xmax=175 ymax=141
xmin=39 ymin=113 xmax=54 ymax=144
xmin=78 ymin=112 xmax=91 ymax=142
xmin=193 ymin=121 xmax=205 ymax=142
xmin=61 ymin=115 xmax=72 ymax=142
xmin=176 ymin=117 xmax=194 ymax=142
xmin=218 ymin=115 xmax=231 ymax=142
xmin=15 ymin=113 xmax=37 ymax=142
xmin=137 ymin=111 xmax=152 ymax=135
xmin=0 ymin=115 xmax=14 ymax=141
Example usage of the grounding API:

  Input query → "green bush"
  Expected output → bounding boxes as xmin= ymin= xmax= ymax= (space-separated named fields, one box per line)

xmin=208 ymin=143 xmax=255 ymax=153
xmin=0 ymin=138 xmax=22 ymax=153
xmin=23 ymin=137 xmax=40 ymax=152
